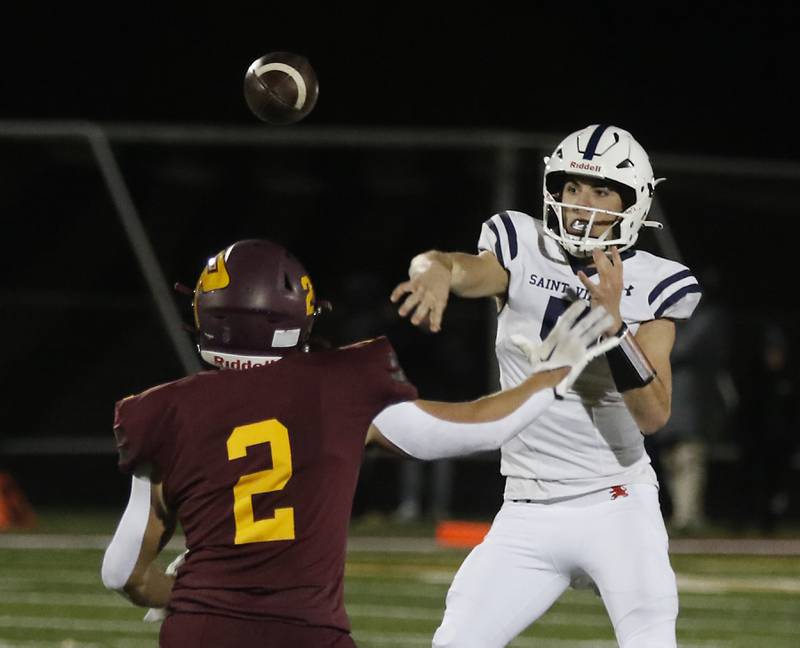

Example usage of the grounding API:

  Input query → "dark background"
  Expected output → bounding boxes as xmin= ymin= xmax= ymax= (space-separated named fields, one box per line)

xmin=2 ymin=4 xmax=799 ymax=158
xmin=2 ymin=4 xmax=799 ymax=529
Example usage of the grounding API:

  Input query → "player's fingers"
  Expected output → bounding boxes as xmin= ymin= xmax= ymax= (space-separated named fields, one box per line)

xmin=580 ymin=312 xmax=614 ymax=344
xmin=410 ymin=293 xmax=434 ymax=325
xmin=608 ymin=247 xmax=623 ymax=281
xmin=390 ymin=280 xmax=414 ymax=303
xmin=593 ymin=248 xmax=615 ymax=277
xmin=428 ymin=299 xmax=448 ymax=333
xmin=553 ymin=300 xmax=587 ymax=333
xmin=589 ymin=332 xmax=622 ymax=358
xmin=570 ymin=304 xmax=608 ymax=339
xmin=510 ymin=334 xmax=536 ymax=360
xmin=576 ymin=271 xmax=597 ymax=296
xmin=397 ymin=290 xmax=424 ymax=317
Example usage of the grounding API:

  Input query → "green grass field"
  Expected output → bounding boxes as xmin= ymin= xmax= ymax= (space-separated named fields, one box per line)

xmin=0 ymin=511 xmax=798 ymax=647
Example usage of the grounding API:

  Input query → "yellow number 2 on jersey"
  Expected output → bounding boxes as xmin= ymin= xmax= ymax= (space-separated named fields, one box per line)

xmin=227 ymin=419 xmax=294 ymax=544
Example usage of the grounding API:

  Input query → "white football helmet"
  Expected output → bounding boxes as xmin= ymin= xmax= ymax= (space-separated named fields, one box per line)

xmin=542 ymin=124 xmax=664 ymax=257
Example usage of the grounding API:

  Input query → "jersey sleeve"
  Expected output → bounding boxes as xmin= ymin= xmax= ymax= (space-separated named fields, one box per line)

xmin=344 ymin=337 xmax=419 ymax=420
xmin=113 ymin=386 xmax=175 ymax=475
xmin=647 ymin=261 xmax=703 ymax=320
xmin=477 ymin=211 xmax=524 ymax=271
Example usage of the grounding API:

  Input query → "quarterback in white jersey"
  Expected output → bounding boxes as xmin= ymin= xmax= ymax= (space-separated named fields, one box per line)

xmin=391 ymin=124 xmax=701 ymax=648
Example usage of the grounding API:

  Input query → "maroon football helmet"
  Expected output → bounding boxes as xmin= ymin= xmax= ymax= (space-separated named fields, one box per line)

xmin=192 ymin=240 xmax=318 ymax=369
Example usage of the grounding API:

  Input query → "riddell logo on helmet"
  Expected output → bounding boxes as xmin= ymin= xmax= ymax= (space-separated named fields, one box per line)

xmin=569 ymin=161 xmax=602 ymax=173
xmin=212 ymin=356 xmax=277 ymax=370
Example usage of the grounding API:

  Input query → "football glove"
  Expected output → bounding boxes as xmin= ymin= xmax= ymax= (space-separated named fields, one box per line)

xmin=511 ymin=301 xmax=621 ymax=397
xmin=142 ymin=549 xmax=188 ymax=623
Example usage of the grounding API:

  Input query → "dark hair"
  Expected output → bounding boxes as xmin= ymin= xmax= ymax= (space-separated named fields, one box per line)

xmin=547 ymin=172 xmax=636 ymax=211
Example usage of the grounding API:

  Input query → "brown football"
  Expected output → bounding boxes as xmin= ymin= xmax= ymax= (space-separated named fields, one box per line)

xmin=243 ymin=52 xmax=319 ymax=125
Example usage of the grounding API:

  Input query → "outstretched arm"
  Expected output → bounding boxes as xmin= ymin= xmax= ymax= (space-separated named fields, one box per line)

xmin=367 ymin=302 xmax=618 ymax=458
xmin=365 ymin=367 xmax=568 ymax=458
xmin=390 ymin=250 xmax=509 ymax=332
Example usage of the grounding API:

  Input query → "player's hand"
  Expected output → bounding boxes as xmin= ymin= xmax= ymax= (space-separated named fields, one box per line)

xmin=142 ymin=549 xmax=187 ymax=623
xmin=511 ymin=301 xmax=621 ymax=396
xmin=390 ymin=254 xmax=451 ymax=333
xmin=576 ymin=247 xmax=624 ymax=335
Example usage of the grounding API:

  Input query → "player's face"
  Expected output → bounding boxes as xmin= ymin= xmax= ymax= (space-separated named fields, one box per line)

xmin=560 ymin=177 xmax=624 ymax=238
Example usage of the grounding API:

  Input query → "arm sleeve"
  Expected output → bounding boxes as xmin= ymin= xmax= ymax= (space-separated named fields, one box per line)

xmin=101 ymin=474 xmax=152 ymax=591
xmin=371 ymin=389 xmax=556 ymax=460
xmin=647 ymin=263 xmax=702 ymax=320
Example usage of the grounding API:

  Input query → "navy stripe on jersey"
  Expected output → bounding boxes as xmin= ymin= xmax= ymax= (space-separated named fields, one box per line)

xmin=653 ymin=285 xmax=702 ymax=319
xmin=648 ymin=269 xmax=693 ymax=305
xmin=498 ymin=212 xmax=518 ymax=260
xmin=582 ymin=125 xmax=610 ymax=160
xmin=487 ymin=221 xmax=506 ymax=267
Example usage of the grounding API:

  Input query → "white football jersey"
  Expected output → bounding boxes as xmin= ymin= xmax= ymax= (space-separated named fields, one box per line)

xmin=478 ymin=210 xmax=702 ymax=500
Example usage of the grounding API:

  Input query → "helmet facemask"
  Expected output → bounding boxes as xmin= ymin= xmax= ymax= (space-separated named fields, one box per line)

xmin=544 ymin=177 xmax=644 ymax=257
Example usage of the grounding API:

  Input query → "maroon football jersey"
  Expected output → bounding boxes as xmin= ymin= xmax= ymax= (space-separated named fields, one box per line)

xmin=113 ymin=337 xmax=417 ymax=631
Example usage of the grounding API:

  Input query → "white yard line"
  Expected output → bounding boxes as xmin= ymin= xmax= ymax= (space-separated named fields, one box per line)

xmin=347 ymin=604 xmax=800 ymax=636
xmin=5 ymin=583 xmax=795 ymax=618
xmin=0 ymin=571 xmax=100 ymax=586
xmin=677 ymin=573 xmax=800 ymax=594
xmin=0 ymin=535 xmax=185 ymax=551
xmin=677 ymin=594 xmax=800 ymax=614
xmin=348 ymin=579 xmax=800 ymax=614
xmin=353 ymin=632 xmax=730 ymax=648
xmin=353 ymin=633 xmax=622 ymax=648
xmin=0 ymin=593 xmax=127 ymax=608
xmin=394 ymin=568 xmax=800 ymax=596
xmin=0 ymin=641 xmax=104 ymax=648
xmin=0 ymin=616 xmax=157 ymax=635
xmin=2 ymin=534 xmax=800 ymax=555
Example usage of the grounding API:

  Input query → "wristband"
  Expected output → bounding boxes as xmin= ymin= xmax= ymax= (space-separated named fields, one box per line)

xmin=606 ymin=323 xmax=656 ymax=392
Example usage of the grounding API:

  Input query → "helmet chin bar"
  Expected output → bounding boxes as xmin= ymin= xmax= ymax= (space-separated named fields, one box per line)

xmin=542 ymin=196 xmax=659 ymax=257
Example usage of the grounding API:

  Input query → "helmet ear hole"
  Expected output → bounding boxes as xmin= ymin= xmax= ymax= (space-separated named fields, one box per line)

xmin=284 ymin=273 xmax=293 ymax=291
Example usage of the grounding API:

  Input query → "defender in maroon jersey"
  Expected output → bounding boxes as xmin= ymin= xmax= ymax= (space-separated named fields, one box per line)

xmin=101 ymin=240 xmax=617 ymax=648
xmin=115 ymin=336 xmax=416 ymax=634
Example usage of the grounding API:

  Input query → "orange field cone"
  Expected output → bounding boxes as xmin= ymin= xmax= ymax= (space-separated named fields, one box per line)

xmin=435 ymin=520 xmax=491 ymax=548
xmin=0 ymin=472 xmax=37 ymax=531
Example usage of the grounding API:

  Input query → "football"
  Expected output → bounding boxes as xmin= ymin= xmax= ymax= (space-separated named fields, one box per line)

xmin=243 ymin=52 xmax=319 ymax=125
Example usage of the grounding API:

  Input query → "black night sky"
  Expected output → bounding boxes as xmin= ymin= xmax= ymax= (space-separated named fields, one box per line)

xmin=2 ymin=4 xmax=798 ymax=159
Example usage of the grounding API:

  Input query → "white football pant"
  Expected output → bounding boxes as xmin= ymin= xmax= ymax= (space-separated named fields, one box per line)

xmin=432 ymin=484 xmax=678 ymax=648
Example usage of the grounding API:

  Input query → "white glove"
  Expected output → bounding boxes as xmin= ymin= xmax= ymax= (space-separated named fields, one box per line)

xmin=142 ymin=549 xmax=188 ymax=623
xmin=511 ymin=301 xmax=621 ymax=397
